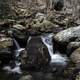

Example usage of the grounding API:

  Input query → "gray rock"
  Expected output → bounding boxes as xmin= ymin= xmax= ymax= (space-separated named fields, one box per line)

xmin=70 ymin=48 xmax=80 ymax=64
xmin=31 ymin=72 xmax=44 ymax=80
xmin=21 ymin=35 xmax=50 ymax=70
xmin=19 ymin=75 xmax=33 ymax=80
xmin=28 ymin=20 xmax=59 ymax=35
xmin=0 ymin=34 xmax=13 ymax=65
xmin=67 ymin=42 xmax=80 ymax=54
xmin=54 ymin=26 xmax=80 ymax=45
xmin=0 ymin=34 xmax=12 ymax=49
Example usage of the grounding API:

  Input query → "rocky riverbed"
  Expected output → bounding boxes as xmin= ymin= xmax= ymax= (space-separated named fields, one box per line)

xmin=0 ymin=0 xmax=80 ymax=80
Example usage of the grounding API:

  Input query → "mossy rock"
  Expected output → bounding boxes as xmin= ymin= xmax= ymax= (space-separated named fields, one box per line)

xmin=30 ymin=20 xmax=59 ymax=34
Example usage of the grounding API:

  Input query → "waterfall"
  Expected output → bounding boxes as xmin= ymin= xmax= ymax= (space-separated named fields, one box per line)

xmin=41 ymin=33 xmax=54 ymax=58
xmin=3 ymin=33 xmax=68 ymax=73
xmin=13 ymin=39 xmax=24 ymax=57
xmin=41 ymin=33 xmax=68 ymax=68
xmin=27 ymin=36 xmax=32 ymax=44
xmin=3 ymin=38 xmax=25 ymax=74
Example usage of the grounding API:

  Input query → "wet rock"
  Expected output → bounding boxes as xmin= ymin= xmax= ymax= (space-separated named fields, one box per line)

xmin=11 ymin=24 xmax=27 ymax=47
xmin=67 ymin=42 xmax=80 ymax=55
xmin=44 ymin=73 xmax=54 ymax=80
xmin=31 ymin=72 xmax=54 ymax=80
xmin=19 ymin=75 xmax=33 ymax=80
xmin=54 ymin=26 xmax=80 ymax=45
xmin=67 ymin=67 xmax=80 ymax=80
xmin=76 ymin=72 xmax=80 ymax=80
xmin=21 ymin=35 xmax=50 ymax=70
xmin=21 ymin=33 xmax=69 ymax=73
xmin=31 ymin=72 xmax=44 ymax=80
xmin=41 ymin=33 xmax=69 ymax=73
xmin=0 ymin=34 xmax=13 ymax=65
xmin=70 ymin=48 xmax=80 ymax=64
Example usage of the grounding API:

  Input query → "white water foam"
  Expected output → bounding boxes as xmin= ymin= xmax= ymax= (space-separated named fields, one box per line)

xmin=41 ymin=33 xmax=68 ymax=67
xmin=13 ymin=39 xmax=24 ymax=57
xmin=3 ymin=65 xmax=22 ymax=74
xmin=3 ymin=39 xmax=24 ymax=74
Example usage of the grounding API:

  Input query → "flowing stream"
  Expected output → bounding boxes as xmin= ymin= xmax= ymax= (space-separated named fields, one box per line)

xmin=41 ymin=33 xmax=68 ymax=68
xmin=3 ymin=38 xmax=25 ymax=74
xmin=1 ymin=33 xmax=69 ymax=80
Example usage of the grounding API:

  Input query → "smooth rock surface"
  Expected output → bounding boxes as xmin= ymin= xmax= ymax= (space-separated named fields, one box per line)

xmin=67 ymin=42 xmax=80 ymax=55
xmin=70 ymin=48 xmax=80 ymax=64
xmin=54 ymin=26 xmax=80 ymax=44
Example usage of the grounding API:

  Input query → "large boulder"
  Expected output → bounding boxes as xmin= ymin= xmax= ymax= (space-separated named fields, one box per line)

xmin=70 ymin=48 xmax=80 ymax=65
xmin=67 ymin=42 xmax=80 ymax=55
xmin=21 ymin=35 xmax=50 ymax=71
xmin=69 ymin=48 xmax=80 ymax=80
xmin=27 ymin=19 xmax=60 ymax=35
xmin=54 ymin=26 xmax=80 ymax=45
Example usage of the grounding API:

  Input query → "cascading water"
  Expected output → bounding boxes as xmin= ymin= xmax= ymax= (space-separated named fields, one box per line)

xmin=3 ymin=33 xmax=68 ymax=74
xmin=3 ymin=38 xmax=24 ymax=74
xmin=41 ymin=33 xmax=54 ymax=58
xmin=13 ymin=38 xmax=25 ymax=58
xmin=41 ymin=33 xmax=68 ymax=71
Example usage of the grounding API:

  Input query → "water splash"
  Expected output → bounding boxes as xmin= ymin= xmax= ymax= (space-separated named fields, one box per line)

xmin=13 ymin=39 xmax=24 ymax=57
xmin=41 ymin=33 xmax=54 ymax=58
xmin=3 ymin=65 xmax=22 ymax=74
xmin=3 ymin=33 xmax=68 ymax=73
xmin=3 ymin=38 xmax=24 ymax=74
xmin=41 ymin=33 xmax=68 ymax=69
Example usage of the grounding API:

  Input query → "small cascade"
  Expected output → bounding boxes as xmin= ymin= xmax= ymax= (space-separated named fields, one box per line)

xmin=13 ymin=38 xmax=24 ymax=57
xmin=41 ymin=33 xmax=68 ymax=70
xmin=3 ymin=38 xmax=25 ymax=74
xmin=27 ymin=36 xmax=32 ymax=44
xmin=3 ymin=33 xmax=68 ymax=74
xmin=41 ymin=33 xmax=54 ymax=58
